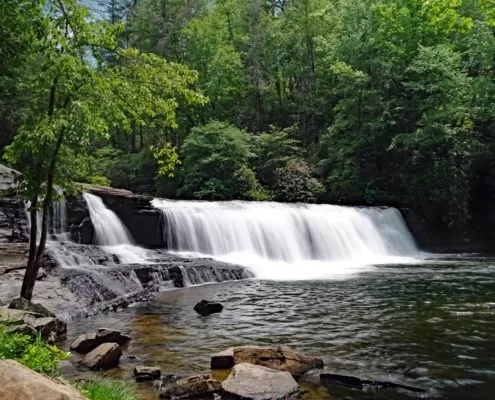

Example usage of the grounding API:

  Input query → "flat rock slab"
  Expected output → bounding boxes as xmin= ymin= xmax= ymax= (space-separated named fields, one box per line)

xmin=71 ymin=328 xmax=131 ymax=353
xmin=134 ymin=365 xmax=161 ymax=381
xmin=0 ymin=359 xmax=88 ymax=400
xmin=213 ymin=345 xmax=323 ymax=378
xmin=222 ymin=363 xmax=299 ymax=400
xmin=82 ymin=342 xmax=122 ymax=370
xmin=160 ymin=374 xmax=221 ymax=399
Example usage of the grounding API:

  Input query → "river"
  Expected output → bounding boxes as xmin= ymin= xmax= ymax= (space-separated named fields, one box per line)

xmin=65 ymin=255 xmax=495 ymax=400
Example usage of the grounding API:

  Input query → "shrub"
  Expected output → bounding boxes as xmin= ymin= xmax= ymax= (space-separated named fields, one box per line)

xmin=178 ymin=121 xmax=261 ymax=200
xmin=272 ymin=159 xmax=324 ymax=203
xmin=252 ymin=125 xmax=301 ymax=187
xmin=0 ymin=326 xmax=70 ymax=376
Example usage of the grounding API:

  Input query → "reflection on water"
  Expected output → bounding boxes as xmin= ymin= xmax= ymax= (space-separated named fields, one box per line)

xmin=64 ymin=258 xmax=495 ymax=399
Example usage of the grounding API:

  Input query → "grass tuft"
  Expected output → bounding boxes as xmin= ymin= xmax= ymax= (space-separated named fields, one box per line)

xmin=77 ymin=377 xmax=139 ymax=400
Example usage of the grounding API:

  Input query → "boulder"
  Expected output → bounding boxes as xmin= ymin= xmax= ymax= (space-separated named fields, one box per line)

xmin=70 ymin=328 xmax=131 ymax=353
xmin=232 ymin=346 xmax=323 ymax=378
xmin=159 ymin=374 xmax=221 ymax=399
xmin=193 ymin=299 xmax=223 ymax=316
xmin=0 ymin=359 xmax=88 ymax=400
xmin=221 ymin=363 xmax=299 ymax=400
xmin=134 ymin=365 xmax=161 ymax=381
xmin=82 ymin=342 xmax=122 ymax=370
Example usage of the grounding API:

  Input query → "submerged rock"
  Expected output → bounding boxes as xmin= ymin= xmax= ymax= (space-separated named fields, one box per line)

xmin=212 ymin=345 xmax=323 ymax=379
xmin=222 ymin=363 xmax=299 ymax=400
xmin=193 ymin=299 xmax=224 ymax=316
xmin=70 ymin=328 xmax=131 ymax=353
xmin=159 ymin=374 xmax=221 ymax=399
xmin=0 ymin=359 xmax=88 ymax=400
xmin=134 ymin=365 xmax=161 ymax=381
xmin=320 ymin=373 xmax=427 ymax=395
xmin=82 ymin=342 xmax=122 ymax=370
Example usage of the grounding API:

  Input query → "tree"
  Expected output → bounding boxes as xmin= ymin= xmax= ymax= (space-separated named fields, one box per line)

xmin=0 ymin=0 xmax=43 ymax=153
xmin=178 ymin=121 xmax=261 ymax=200
xmin=4 ymin=0 xmax=205 ymax=300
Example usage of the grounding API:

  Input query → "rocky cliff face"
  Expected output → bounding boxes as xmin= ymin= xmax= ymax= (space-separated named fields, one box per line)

xmin=0 ymin=164 xmax=27 ymax=243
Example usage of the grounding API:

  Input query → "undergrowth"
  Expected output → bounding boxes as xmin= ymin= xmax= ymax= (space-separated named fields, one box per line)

xmin=0 ymin=325 xmax=70 ymax=376
xmin=0 ymin=323 xmax=138 ymax=399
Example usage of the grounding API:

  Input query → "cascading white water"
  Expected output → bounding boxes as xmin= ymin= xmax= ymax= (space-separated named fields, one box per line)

xmin=152 ymin=199 xmax=421 ymax=280
xmin=82 ymin=193 xmax=149 ymax=264
xmin=83 ymin=193 xmax=134 ymax=246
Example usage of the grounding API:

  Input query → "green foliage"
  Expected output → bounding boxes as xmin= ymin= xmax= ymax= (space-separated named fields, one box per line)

xmin=178 ymin=121 xmax=260 ymax=200
xmin=273 ymin=159 xmax=324 ymax=203
xmin=253 ymin=126 xmax=301 ymax=187
xmin=3 ymin=0 xmax=205 ymax=202
xmin=0 ymin=327 xmax=70 ymax=376
xmin=151 ymin=143 xmax=181 ymax=178
xmin=77 ymin=378 xmax=138 ymax=400
xmin=20 ymin=336 xmax=70 ymax=376
xmin=3 ymin=0 xmax=495 ymax=233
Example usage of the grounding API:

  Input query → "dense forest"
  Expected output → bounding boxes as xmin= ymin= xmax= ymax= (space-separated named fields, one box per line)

xmin=1 ymin=0 xmax=495 ymax=234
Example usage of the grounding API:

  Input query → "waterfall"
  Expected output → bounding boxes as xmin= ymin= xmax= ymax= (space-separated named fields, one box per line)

xmin=25 ymin=195 xmax=67 ymax=241
xmin=83 ymin=193 xmax=134 ymax=246
xmin=152 ymin=200 xmax=420 ymax=280
xmin=22 ymin=193 xmax=253 ymax=314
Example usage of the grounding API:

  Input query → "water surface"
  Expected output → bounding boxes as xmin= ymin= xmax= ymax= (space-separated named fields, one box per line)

xmin=65 ymin=258 xmax=495 ymax=399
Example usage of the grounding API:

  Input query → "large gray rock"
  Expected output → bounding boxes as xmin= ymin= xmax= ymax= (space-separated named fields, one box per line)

xmin=159 ymin=374 xmax=221 ymax=399
xmin=82 ymin=342 xmax=122 ymax=370
xmin=0 ymin=359 xmax=88 ymax=400
xmin=212 ymin=345 xmax=323 ymax=378
xmin=70 ymin=328 xmax=131 ymax=353
xmin=222 ymin=363 xmax=299 ymax=400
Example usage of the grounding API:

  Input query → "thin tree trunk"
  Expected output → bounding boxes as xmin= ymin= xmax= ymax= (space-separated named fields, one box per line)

xmin=20 ymin=198 xmax=39 ymax=299
xmin=20 ymin=129 xmax=65 ymax=301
